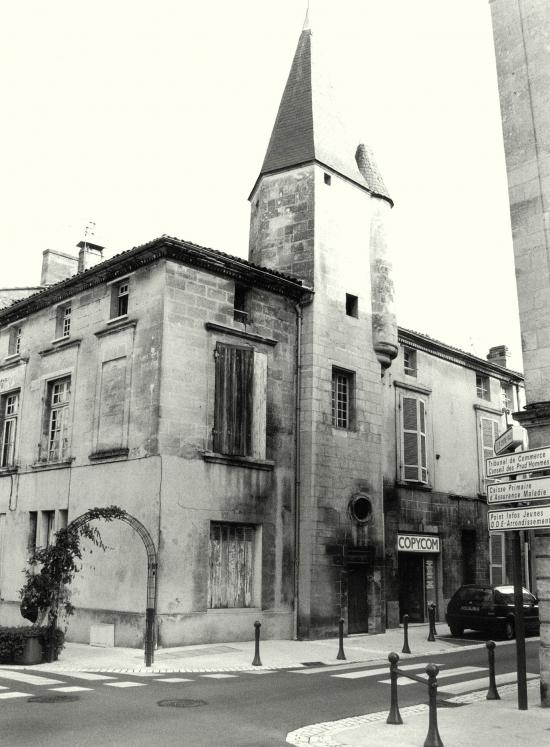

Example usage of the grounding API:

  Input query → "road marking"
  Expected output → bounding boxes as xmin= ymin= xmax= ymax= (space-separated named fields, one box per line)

xmin=0 ymin=671 xmax=64 ymax=686
xmin=333 ymin=662 xmax=432 ymax=680
xmin=60 ymin=672 xmax=116 ymax=681
xmin=155 ymin=678 xmax=193 ymax=683
xmin=0 ymin=692 xmax=31 ymax=699
xmin=124 ymin=672 xmax=161 ymax=677
xmin=49 ymin=686 xmax=93 ymax=693
xmin=200 ymin=674 xmax=238 ymax=679
xmin=439 ymin=671 xmax=538 ymax=695
xmin=104 ymin=681 xmax=147 ymax=688
xmin=379 ymin=666 xmax=486 ymax=686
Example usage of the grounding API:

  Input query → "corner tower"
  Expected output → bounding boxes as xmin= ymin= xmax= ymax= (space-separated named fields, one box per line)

xmin=249 ymin=15 xmax=398 ymax=637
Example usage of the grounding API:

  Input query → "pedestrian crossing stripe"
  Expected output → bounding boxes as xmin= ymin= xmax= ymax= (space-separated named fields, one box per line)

xmin=438 ymin=671 xmax=538 ymax=695
xmin=378 ymin=665 xmax=485 ymax=686
xmin=332 ymin=662 xmax=433 ymax=679
xmin=0 ymin=692 xmax=31 ymax=699
xmin=0 ymin=671 xmax=64 ymax=686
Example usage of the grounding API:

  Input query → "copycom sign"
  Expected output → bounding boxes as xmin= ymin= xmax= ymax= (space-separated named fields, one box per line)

xmin=397 ymin=534 xmax=440 ymax=553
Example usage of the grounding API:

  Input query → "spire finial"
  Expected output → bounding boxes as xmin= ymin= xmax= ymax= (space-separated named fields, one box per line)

xmin=303 ymin=0 xmax=310 ymax=31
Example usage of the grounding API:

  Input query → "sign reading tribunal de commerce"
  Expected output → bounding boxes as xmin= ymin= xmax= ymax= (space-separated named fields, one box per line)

xmin=397 ymin=534 xmax=440 ymax=553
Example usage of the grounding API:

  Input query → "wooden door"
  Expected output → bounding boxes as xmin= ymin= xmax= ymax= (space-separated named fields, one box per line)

xmin=347 ymin=566 xmax=369 ymax=634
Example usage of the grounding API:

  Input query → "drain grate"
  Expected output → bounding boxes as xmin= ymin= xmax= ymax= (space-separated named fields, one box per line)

xmin=158 ymin=699 xmax=207 ymax=708
xmin=28 ymin=695 xmax=80 ymax=704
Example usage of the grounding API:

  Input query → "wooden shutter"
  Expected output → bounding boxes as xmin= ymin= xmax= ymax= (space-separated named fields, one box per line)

xmin=208 ymin=523 xmax=254 ymax=609
xmin=490 ymin=532 xmax=505 ymax=585
xmin=214 ymin=344 xmax=254 ymax=456
xmin=401 ymin=396 xmax=428 ymax=483
xmin=480 ymin=417 xmax=500 ymax=492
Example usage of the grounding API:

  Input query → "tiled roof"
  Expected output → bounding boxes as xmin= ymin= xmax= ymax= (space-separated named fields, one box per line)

xmin=254 ymin=28 xmax=392 ymax=204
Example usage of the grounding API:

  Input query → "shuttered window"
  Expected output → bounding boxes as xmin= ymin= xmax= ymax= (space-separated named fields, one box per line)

xmin=479 ymin=417 xmax=500 ymax=494
xmin=401 ymin=395 xmax=428 ymax=483
xmin=213 ymin=343 xmax=263 ymax=457
xmin=490 ymin=532 xmax=506 ymax=586
xmin=209 ymin=522 xmax=255 ymax=609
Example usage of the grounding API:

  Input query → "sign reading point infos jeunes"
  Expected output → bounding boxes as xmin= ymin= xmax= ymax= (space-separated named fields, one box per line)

xmin=488 ymin=504 xmax=550 ymax=531
xmin=486 ymin=445 xmax=550 ymax=478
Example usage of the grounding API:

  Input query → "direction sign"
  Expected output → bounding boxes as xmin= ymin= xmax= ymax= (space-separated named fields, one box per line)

xmin=486 ymin=445 xmax=550 ymax=478
xmin=493 ymin=425 xmax=525 ymax=456
xmin=487 ymin=475 xmax=550 ymax=504
xmin=488 ymin=504 xmax=550 ymax=531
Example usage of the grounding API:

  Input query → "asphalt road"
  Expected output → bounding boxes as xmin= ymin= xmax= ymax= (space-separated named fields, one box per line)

xmin=0 ymin=639 xmax=540 ymax=746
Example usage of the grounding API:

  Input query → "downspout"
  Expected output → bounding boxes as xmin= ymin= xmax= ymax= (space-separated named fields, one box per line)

xmin=293 ymin=292 xmax=313 ymax=640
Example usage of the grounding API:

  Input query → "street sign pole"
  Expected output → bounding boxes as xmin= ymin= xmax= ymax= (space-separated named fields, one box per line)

xmin=512 ymin=530 xmax=528 ymax=710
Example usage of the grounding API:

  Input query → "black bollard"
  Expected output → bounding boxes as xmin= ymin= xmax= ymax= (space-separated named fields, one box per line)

xmin=486 ymin=640 xmax=500 ymax=700
xmin=252 ymin=620 xmax=262 ymax=666
xmin=424 ymin=663 xmax=444 ymax=747
xmin=427 ymin=603 xmax=437 ymax=642
xmin=386 ymin=652 xmax=403 ymax=725
xmin=336 ymin=617 xmax=346 ymax=660
xmin=402 ymin=614 xmax=411 ymax=654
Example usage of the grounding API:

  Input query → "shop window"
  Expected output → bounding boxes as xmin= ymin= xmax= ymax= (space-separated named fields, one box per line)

xmin=8 ymin=326 xmax=22 ymax=356
xmin=478 ymin=416 xmax=500 ymax=494
xmin=213 ymin=343 xmax=267 ymax=458
xmin=0 ymin=391 xmax=19 ymax=468
xmin=110 ymin=279 xmax=129 ymax=319
xmin=476 ymin=373 xmax=490 ymax=400
xmin=331 ymin=368 xmax=354 ymax=429
xmin=345 ymin=294 xmax=358 ymax=318
xmin=41 ymin=377 xmax=71 ymax=463
xmin=399 ymin=394 xmax=428 ymax=484
xmin=208 ymin=522 xmax=256 ymax=608
xmin=233 ymin=284 xmax=249 ymax=324
xmin=55 ymin=303 xmax=72 ymax=339
xmin=403 ymin=347 xmax=417 ymax=377
xmin=490 ymin=532 xmax=506 ymax=586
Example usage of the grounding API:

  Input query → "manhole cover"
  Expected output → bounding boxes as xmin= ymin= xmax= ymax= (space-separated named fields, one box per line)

xmin=157 ymin=699 xmax=207 ymax=708
xmin=28 ymin=695 xmax=80 ymax=704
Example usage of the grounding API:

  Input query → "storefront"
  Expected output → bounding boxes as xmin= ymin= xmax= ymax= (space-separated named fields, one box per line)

xmin=397 ymin=533 xmax=441 ymax=622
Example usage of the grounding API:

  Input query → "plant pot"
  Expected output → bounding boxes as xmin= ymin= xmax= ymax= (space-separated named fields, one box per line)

xmin=14 ymin=636 xmax=43 ymax=665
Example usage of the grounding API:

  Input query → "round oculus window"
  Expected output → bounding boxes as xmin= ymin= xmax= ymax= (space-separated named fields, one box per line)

xmin=349 ymin=494 xmax=372 ymax=524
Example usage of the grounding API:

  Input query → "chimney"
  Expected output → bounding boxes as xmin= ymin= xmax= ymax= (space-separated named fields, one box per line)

xmin=487 ymin=345 xmax=510 ymax=368
xmin=41 ymin=249 xmax=79 ymax=285
xmin=77 ymin=240 xmax=104 ymax=273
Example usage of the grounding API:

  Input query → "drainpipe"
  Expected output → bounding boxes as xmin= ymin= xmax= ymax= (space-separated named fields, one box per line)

xmin=293 ymin=293 xmax=313 ymax=640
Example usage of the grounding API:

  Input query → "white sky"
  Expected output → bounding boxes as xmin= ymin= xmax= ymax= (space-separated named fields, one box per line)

xmin=0 ymin=0 xmax=523 ymax=370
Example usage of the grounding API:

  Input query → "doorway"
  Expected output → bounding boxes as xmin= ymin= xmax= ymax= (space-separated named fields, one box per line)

xmin=398 ymin=553 xmax=425 ymax=622
xmin=347 ymin=566 xmax=369 ymax=633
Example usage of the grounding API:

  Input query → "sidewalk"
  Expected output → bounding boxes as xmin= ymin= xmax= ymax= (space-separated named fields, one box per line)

xmin=14 ymin=622 xmax=496 ymax=673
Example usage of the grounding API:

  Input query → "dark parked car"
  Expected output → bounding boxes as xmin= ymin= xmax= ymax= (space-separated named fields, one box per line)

xmin=446 ymin=584 xmax=539 ymax=640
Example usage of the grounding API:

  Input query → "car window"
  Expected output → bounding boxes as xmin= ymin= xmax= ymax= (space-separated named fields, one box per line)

xmin=495 ymin=590 xmax=536 ymax=604
xmin=456 ymin=588 xmax=479 ymax=603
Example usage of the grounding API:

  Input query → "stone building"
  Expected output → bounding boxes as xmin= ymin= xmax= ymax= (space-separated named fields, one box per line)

xmin=490 ymin=0 xmax=550 ymax=705
xmin=0 ymin=16 xmax=525 ymax=648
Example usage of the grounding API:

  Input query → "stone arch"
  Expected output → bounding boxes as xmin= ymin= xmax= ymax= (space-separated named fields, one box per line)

xmin=68 ymin=510 xmax=158 ymax=666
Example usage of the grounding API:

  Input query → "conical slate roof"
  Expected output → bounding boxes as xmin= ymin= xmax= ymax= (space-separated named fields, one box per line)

xmin=254 ymin=26 xmax=392 ymax=205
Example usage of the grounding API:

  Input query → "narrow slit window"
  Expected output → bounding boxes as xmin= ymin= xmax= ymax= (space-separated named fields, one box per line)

xmin=345 ymin=294 xmax=358 ymax=318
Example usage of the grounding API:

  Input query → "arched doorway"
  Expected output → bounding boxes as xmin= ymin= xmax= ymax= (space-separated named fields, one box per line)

xmin=68 ymin=510 xmax=158 ymax=666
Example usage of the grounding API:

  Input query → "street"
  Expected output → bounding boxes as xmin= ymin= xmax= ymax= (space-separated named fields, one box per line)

xmin=0 ymin=639 xmax=540 ymax=746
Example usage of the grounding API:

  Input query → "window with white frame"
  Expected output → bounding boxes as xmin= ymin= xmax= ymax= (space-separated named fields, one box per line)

xmin=110 ymin=279 xmax=129 ymax=318
xmin=476 ymin=373 xmax=490 ymax=400
xmin=208 ymin=522 xmax=256 ymax=608
xmin=501 ymin=383 xmax=513 ymax=412
xmin=0 ymin=391 xmax=19 ymax=468
xmin=478 ymin=416 xmax=500 ymax=494
xmin=490 ymin=532 xmax=506 ymax=585
xmin=399 ymin=393 xmax=428 ymax=484
xmin=403 ymin=347 xmax=417 ymax=377
xmin=8 ymin=326 xmax=22 ymax=356
xmin=55 ymin=304 xmax=72 ymax=339
xmin=331 ymin=368 xmax=354 ymax=429
xmin=42 ymin=377 xmax=71 ymax=462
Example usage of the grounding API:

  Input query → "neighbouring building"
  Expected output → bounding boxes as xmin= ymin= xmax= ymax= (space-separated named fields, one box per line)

xmin=0 ymin=15 xmax=525 ymax=648
xmin=490 ymin=0 xmax=550 ymax=705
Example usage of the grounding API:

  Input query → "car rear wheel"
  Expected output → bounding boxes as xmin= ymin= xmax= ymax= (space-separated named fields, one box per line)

xmin=449 ymin=624 xmax=464 ymax=637
xmin=503 ymin=619 xmax=515 ymax=640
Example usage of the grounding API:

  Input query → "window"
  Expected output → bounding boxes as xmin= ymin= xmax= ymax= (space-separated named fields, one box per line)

xmin=110 ymin=279 xmax=129 ymax=318
xmin=400 ymin=395 xmax=428 ymax=483
xmin=233 ymin=284 xmax=249 ymax=324
xmin=490 ymin=532 xmax=506 ymax=586
xmin=331 ymin=368 xmax=354 ymax=428
xmin=28 ymin=511 xmax=38 ymax=556
xmin=501 ymin=383 xmax=513 ymax=411
xmin=55 ymin=304 xmax=71 ymax=339
xmin=209 ymin=522 xmax=256 ymax=608
xmin=476 ymin=374 xmax=490 ymax=400
xmin=345 ymin=294 xmax=358 ymax=318
xmin=324 ymin=173 xmax=332 ymax=185
xmin=403 ymin=347 xmax=417 ymax=377
xmin=0 ymin=391 xmax=19 ymax=468
xmin=213 ymin=343 xmax=267 ymax=458
xmin=8 ymin=326 xmax=22 ymax=356
xmin=478 ymin=416 xmax=500 ymax=494
xmin=42 ymin=377 xmax=71 ymax=462
xmin=42 ymin=510 xmax=56 ymax=548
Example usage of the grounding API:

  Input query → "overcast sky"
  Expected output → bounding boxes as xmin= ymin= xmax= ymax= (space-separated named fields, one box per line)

xmin=0 ymin=1 xmax=522 ymax=370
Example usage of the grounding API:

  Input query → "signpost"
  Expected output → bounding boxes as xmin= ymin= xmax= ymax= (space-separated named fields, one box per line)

xmin=485 ymin=437 xmax=550 ymax=711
